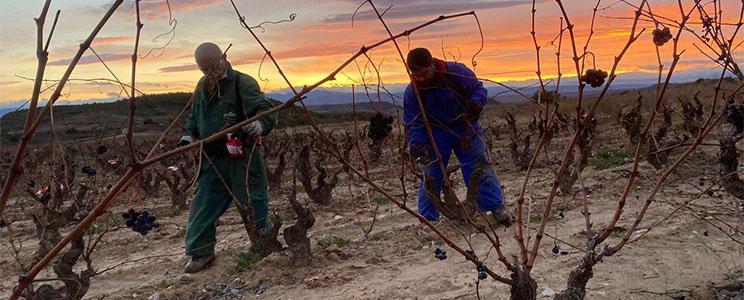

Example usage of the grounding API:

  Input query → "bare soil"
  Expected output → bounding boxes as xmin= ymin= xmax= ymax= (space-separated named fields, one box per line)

xmin=2 ymin=102 xmax=744 ymax=299
xmin=2 ymin=158 xmax=742 ymax=299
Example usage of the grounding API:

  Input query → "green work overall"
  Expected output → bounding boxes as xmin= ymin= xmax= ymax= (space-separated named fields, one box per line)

xmin=183 ymin=66 xmax=278 ymax=257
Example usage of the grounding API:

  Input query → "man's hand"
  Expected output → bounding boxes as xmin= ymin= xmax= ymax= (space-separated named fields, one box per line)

xmin=241 ymin=120 xmax=264 ymax=136
xmin=178 ymin=135 xmax=194 ymax=147
xmin=461 ymin=102 xmax=483 ymax=123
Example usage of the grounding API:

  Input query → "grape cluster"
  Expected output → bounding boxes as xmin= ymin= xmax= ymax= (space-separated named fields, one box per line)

xmin=552 ymin=242 xmax=568 ymax=255
xmin=652 ymin=27 xmax=672 ymax=46
xmin=97 ymin=145 xmax=108 ymax=154
xmin=434 ymin=247 xmax=447 ymax=260
xmin=477 ymin=264 xmax=488 ymax=280
xmin=726 ymin=103 xmax=744 ymax=133
xmin=367 ymin=113 xmax=394 ymax=142
xmin=81 ymin=166 xmax=96 ymax=177
xmin=122 ymin=209 xmax=159 ymax=235
xmin=702 ymin=17 xmax=714 ymax=29
xmin=581 ymin=69 xmax=608 ymax=88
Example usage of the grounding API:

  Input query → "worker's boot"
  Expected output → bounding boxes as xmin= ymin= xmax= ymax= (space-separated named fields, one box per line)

xmin=257 ymin=219 xmax=274 ymax=237
xmin=184 ymin=254 xmax=215 ymax=273
xmin=489 ymin=207 xmax=513 ymax=228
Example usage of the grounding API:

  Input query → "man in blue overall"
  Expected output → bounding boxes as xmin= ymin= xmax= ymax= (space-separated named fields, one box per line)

xmin=403 ymin=48 xmax=511 ymax=226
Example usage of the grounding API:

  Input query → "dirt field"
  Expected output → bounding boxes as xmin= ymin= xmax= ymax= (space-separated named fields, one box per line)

xmin=2 ymin=154 xmax=743 ymax=299
xmin=2 ymin=90 xmax=744 ymax=299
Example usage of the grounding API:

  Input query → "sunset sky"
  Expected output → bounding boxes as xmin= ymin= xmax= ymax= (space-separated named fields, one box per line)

xmin=0 ymin=0 xmax=742 ymax=107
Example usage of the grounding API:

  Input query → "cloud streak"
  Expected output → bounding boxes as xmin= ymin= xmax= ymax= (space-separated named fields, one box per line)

xmin=48 ymin=53 xmax=131 ymax=66
xmin=122 ymin=0 xmax=224 ymax=20
xmin=91 ymin=36 xmax=134 ymax=46
xmin=159 ymin=63 xmax=197 ymax=73
xmin=323 ymin=0 xmax=534 ymax=24
xmin=140 ymin=0 xmax=222 ymax=12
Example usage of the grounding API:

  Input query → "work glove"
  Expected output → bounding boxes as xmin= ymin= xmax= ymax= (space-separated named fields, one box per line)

xmin=178 ymin=135 xmax=194 ymax=147
xmin=461 ymin=102 xmax=483 ymax=123
xmin=242 ymin=120 xmax=264 ymax=137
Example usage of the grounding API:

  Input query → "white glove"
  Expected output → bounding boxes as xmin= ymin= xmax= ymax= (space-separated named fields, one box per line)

xmin=178 ymin=135 xmax=194 ymax=147
xmin=241 ymin=120 xmax=264 ymax=136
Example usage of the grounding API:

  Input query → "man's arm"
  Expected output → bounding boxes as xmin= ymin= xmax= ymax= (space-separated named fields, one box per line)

xmin=238 ymin=73 xmax=278 ymax=135
xmin=181 ymin=82 xmax=202 ymax=145
xmin=451 ymin=63 xmax=487 ymax=108
xmin=403 ymin=85 xmax=427 ymax=150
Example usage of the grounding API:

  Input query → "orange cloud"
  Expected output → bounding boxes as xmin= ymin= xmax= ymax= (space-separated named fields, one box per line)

xmin=48 ymin=53 xmax=131 ymax=66
xmin=323 ymin=0 xmax=536 ymax=24
xmin=139 ymin=0 xmax=223 ymax=19
xmin=91 ymin=36 xmax=134 ymax=46
xmin=159 ymin=63 xmax=197 ymax=73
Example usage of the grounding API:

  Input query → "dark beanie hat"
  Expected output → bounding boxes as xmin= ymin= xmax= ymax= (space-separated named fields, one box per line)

xmin=407 ymin=48 xmax=433 ymax=71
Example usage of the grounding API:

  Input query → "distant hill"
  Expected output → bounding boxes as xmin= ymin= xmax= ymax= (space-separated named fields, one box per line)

xmin=0 ymin=107 xmax=14 ymax=118
xmin=0 ymin=92 xmax=375 ymax=144
xmin=269 ymin=89 xmax=401 ymax=106
xmin=0 ymin=82 xmax=641 ymax=145
xmin=307 ymin=101 xmax=400 ymax=113
xmin=1 ymin=76 xmax=728 ymax=145
xmin=268 ymin=80 xmax=653 ymax=109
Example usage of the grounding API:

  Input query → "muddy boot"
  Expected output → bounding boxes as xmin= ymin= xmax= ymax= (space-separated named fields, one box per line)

xmin=184 ymin=254 xmax=215 ymax=273
xmin=257 ymin=219 xmax=274 ymax=237
xmin=489 ymin=207 xmax=513 ymax=228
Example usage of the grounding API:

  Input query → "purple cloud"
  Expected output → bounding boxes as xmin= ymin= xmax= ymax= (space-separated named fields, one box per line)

xmin=323 ymin=0 xmax=535 ymax=24
xmin=159 ymin=63 xmax=198 ymax=73
xmin=48 ymin=53 xmax=131 ymax=66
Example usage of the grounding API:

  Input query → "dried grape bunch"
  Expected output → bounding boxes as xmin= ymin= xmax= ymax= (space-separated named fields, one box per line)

xmin=726 ymin=103 xmax=744 ymax=133
xmin=81 ymin=166 xmax=96 ymax=177
xmin=367 ymin=112 xmax=394 ymax=142
xmin=434 ymin=247 xmax=447 ymax=260
xmin=652 ymin=27 xmax=672 ymax=46
xmin=702 ymin=16 xmax=714 ymax=30
xmin=477 ymin=264 xmax=488 ymax=280
xmin=121 ymin=208 xmax=160 ymax=235
xmin=581 ymin=69 xmax=608 ymax=88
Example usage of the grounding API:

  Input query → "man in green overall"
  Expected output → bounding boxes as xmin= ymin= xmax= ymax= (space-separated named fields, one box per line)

xmin=178 ymin=42 xmax=278 ymax=273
